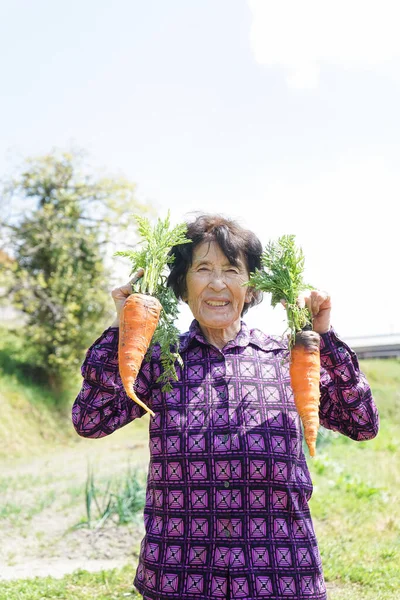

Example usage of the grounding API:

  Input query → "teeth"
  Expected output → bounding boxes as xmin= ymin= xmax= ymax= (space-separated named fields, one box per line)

xmin=206 ymin=301 xmax=229 ymax=306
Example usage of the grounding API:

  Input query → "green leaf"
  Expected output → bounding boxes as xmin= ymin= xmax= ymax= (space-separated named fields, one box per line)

xmin=248 ymin=234 xmax=313 ymax=343
xmin=114 ymin=211 xmax=191 ymax=389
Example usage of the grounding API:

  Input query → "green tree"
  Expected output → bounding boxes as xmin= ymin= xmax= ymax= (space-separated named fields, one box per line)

xmin=0 ymin=149 xmax=151 ymax=393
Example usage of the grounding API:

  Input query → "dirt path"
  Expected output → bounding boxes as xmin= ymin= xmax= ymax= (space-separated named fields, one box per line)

xmin=0 ymin=422 xmax=150 ymax=581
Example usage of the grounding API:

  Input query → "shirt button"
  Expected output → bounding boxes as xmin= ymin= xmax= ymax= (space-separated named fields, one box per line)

xmin=218 ymin=390 xmax=226 ymax=399
xmin=224 ymin=481 xmax=230 ymax=489
xmin=225 ymin=530 xmax=231 ymax=538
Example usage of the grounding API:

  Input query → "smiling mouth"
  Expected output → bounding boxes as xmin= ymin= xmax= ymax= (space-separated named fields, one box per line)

xmin=205 ymin=301 xmax=230 ymax=307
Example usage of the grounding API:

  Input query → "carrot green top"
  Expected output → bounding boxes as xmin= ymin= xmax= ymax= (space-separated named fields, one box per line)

xmin=248 ymin=234 xmax=313 ymax=346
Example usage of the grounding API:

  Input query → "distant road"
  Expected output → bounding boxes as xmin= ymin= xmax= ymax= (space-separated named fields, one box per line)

xmin=343 ymin=333 xmax=400 ymax=359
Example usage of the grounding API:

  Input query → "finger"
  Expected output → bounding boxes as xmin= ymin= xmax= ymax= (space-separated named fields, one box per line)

xmin=129 ymin=267 xmax=144 ymax=286
xmin=296 ymin=293 xmax=306 ymax=309
xmin=310 ymin=290 xmax=330 ymax=316
xmin=310 ymin=292 xmax=320 ymax=316
xmin=317 ymin=290 xmax=330 ymax=305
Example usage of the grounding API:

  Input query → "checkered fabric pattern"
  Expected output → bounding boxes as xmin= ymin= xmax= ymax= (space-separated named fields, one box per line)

xmin=72 ymin=321 xmax=379 ymax=599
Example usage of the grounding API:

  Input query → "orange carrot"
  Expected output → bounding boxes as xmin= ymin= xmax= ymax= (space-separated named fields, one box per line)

xmin=119 ymin=293 xmax=162 ymax=417
xmin=289 ymin=330 xmax=321 ymax=457
xmin=115 ymin=213 xmax=190 ymax=402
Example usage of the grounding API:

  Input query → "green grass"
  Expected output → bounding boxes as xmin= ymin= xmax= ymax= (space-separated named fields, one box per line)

xmin=0 ymin=324 xmax=150 ymax=460
xmin=0 ymin=325 xmax=80 ymax=459
xmin=307 ymin=359 xmax=400 ymax=597
xmin=0 ymin=490 xmax=56 ymax=524
xmin=74 ymin=466 xmax=146 ymax=530
xmin=0 ymin=565 xmax=141 ymax=600
xmin=0 ymin=473 xmax=62 ymax=493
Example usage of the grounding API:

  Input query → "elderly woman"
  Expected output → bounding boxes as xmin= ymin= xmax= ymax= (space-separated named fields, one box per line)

xmin=72 ymin=214 xmax=379 ymax=600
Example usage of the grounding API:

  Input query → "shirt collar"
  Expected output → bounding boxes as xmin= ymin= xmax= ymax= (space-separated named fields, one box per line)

xmin=179 ymin=320 xmax=286 ymax=353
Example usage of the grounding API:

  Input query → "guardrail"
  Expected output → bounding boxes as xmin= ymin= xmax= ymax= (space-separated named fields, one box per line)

xmin=343 ymin=334 xmax=400 ymax=359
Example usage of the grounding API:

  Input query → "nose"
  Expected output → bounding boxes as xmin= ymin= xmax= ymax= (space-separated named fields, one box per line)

xmin=208 ymin=270 xmax=227 ymax=292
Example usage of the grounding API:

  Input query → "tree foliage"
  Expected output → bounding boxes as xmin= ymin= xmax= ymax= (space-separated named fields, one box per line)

xmin=0 ymin=149 xmax=151 ymax=392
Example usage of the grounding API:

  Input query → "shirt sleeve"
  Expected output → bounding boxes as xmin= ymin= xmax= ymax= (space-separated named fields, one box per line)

xmin=72 ymin=327 xmax=153 ymax=438
xmin=318 ymin=328 xmax=379 ymax=440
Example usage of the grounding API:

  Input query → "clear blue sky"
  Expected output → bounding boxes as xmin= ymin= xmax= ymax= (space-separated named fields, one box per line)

xmin=1 ymin=0 xmax=399 ymax=337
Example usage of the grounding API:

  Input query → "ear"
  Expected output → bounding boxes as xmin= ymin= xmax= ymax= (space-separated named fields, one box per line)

xmin=245 ymin=288 xmax=254 ymax=303
xmin=181 ymin=285 xmax=189 ymax=303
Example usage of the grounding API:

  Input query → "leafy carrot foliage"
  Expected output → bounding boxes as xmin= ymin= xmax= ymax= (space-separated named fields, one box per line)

xmin=114 ymin=212 xmax=190 ymax=389
xmin=248 ymin=234 xmax=313 ymax=344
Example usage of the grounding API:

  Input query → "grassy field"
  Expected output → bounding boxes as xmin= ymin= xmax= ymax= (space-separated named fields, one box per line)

xmin=309 ymin=360 xmax=400 ymax=599
xmin=0 ymin=324 xmax=399 ymax=599
xmin=0 ymin=566 xmax=141 ymax=600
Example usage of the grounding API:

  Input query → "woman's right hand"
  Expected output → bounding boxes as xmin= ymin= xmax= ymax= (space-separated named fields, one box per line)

xmin=110 ymin=268 xmax=144 ymax=327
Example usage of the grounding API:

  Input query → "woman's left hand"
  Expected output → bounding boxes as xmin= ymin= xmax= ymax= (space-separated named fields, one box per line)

xmin=298 ymin=290 xmax=331 ymax=334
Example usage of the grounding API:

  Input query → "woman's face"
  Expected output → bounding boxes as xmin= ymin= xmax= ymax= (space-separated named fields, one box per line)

xmin=185 ymin=241 xmax=252 ymax=336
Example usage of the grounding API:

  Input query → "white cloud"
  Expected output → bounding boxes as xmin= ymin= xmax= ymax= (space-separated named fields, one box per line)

xmin=248 ymin=0 xmax=400 ymax=88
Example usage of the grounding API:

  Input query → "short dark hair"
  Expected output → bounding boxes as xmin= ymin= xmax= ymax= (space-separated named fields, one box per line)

xmin=167 ymin=213 xmax=263 ymax=315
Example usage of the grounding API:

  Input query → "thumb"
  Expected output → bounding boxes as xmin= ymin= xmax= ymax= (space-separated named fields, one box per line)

xmin=130 ymin=268 xmax=144 ymax=286
xmin=111 ymin=282 xmax=133 ymax=301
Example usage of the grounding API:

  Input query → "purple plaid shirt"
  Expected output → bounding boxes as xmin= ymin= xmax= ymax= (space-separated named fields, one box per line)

xmin=72 ymin=320 xmax=379 ymax=600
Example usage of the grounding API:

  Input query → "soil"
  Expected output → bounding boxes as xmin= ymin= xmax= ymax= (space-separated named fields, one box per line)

xmin=0 ymin=421 xmax=150 ymax=581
